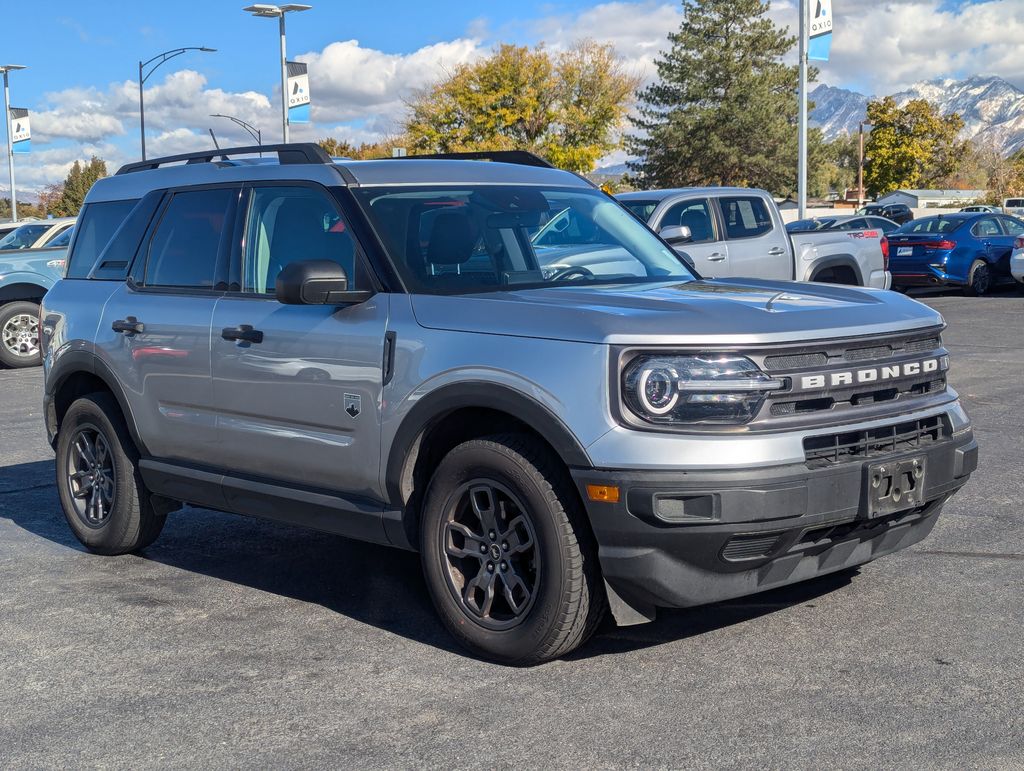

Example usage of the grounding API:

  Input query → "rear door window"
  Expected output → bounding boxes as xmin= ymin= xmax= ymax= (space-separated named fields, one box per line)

xmin=971 ymin=217 xmax=1002 ymax=237
xmin=65 ymin=199 xmax=139 ymax=278
xmin=719 ymin=196 xmax=773 ymax=239
xmin=143 ymin=188 xmax=236 ymax=289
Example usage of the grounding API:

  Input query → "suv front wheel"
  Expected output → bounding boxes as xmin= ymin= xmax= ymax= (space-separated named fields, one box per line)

xmin=420 ymin=434 xmax=605 ymax=665
xmin=56 ymin=393 xmax=167 ymax=555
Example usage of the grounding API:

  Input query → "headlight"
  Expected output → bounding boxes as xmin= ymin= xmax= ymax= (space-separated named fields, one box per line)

xmin=622 ymin=354 xmax=784 ymax=425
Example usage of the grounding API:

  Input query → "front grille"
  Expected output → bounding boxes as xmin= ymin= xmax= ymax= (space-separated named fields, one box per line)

xmin=722 ymin=533 xmax=784 ymax=561
xmin=803 ymin=415 xmax=947 ymax=468
xmin=762 ymin=335 xmax=942 ymax=371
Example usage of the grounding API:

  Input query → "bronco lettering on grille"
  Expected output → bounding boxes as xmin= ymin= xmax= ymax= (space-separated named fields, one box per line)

xmin=796 ymin=358 xmax=943 ymax=392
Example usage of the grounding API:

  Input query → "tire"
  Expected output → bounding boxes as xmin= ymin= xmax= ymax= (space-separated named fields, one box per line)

xmin=963 ymin=259 xmax=991 ymax=296
xmin=0 ymin=300 xmax=42 ymax=368
xmin=420 ymin=434 xmax=605 ymax=665
xmin=55 ymin=392 xmax=166 ymax=555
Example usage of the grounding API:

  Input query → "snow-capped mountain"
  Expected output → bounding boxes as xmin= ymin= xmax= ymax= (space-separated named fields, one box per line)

xmin=811 ymin=76 xmax=1024 ymax=155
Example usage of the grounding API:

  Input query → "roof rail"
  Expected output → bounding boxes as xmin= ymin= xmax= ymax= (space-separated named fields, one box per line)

xmin=115 ymin=143 xmax=332 ymax=175
xmin=380 ymin=150 xmax=554 ymax=169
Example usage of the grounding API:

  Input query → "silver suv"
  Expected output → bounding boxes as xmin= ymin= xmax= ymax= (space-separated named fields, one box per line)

xmin=41 ymin=145 xmax=977 ymax=664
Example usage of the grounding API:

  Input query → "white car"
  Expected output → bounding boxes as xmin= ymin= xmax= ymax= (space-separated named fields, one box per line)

xmin=1003 ymin=197 xmax=1024 ymax=217
xmin=1011 ymin=234 xmax=1024 ymax=285
xmin=0 ymin=217 xmax=75 ymax=251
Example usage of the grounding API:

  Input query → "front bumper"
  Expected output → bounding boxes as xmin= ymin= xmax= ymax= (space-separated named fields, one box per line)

xmin=572 ymin=427 xmax=977 ymax=623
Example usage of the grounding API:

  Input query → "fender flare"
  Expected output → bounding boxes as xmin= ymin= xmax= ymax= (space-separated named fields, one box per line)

xmin=0 ymin=274 xmax=54 ymax=304
xmin=807 ymin=255 xmax=864 ymax=285
xmin=383 ymin=381 xmax=592 ymax=506
xmin=46 ymin=349 xmax=150 ymax=456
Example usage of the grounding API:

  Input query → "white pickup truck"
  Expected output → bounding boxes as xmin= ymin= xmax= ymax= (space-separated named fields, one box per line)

xmin=617 ymin=187 xmax=891 ymax=289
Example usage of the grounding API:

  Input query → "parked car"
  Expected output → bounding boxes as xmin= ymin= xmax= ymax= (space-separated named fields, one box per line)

xmin=0 ymin=240 xmax=68 ymax=367
xmin=1010 ymin=233 xmax=1024 ymax=287
xmin=617 ymin=187 xmax=890 ymax=288
xmin=887 ymin=212 xmax=1024 ymax=295
xmin=786 ymin=214 xmax=901 ymax=234
xmin=1002 ymin=197 xmax=1024 ymax=217
xmin=0 ymin=217 xmax=76 ymax=251
xmin=41 ymin=144 xmax=976 ymax=664
xmin=960 ymin=205 xmax=999 ymax=214
xmin=857 ymin=203 xmax=914 ymax=225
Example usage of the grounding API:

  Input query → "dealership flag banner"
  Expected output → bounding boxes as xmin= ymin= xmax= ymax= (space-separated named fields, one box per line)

xmin=808 ymin=0 xmax=833 ymax=61
xmin=10 ymin=107 xmax=30 ymax=153
xmin=287 ymin=61 xmax=310 ymax=124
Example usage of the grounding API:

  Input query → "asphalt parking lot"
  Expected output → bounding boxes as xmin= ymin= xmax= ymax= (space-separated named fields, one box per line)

xmin=1 ymin=291 xmax=1022 ymax=768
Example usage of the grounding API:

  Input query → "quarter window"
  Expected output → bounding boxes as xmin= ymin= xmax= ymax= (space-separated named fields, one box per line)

xmin=719 ymin=196 xmax=773 ymax=239
xmin=144 ymin=188 xmax=235 ymax=289
xmin=242 ymin=186 xmax=361 ymax=295
xmin=66 ymin=199 xmax=139 ymax=279
xmin=661 ymin=199 xmax=717 ymax=243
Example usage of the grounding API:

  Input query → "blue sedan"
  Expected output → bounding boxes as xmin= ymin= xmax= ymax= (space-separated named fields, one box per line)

xmin=887 ymin=212 xmax=1024 ymax=295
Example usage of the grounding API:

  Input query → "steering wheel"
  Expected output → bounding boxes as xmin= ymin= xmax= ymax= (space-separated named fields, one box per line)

xmin=548 ymin=265 xmax=595 ymax=282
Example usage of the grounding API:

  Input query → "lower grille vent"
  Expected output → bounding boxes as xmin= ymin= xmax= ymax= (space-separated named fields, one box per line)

xmin=803 ymin=415 xmax=946 ymax=468
xmin=722 ymin=533 xmax=783 ymax=561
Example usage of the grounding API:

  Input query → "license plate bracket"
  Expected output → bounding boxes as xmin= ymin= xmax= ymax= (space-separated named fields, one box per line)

xmin=897 ymin=246 xmax=912 ymax=256
xmin=866 ymin=456 xmax=926 ymax=518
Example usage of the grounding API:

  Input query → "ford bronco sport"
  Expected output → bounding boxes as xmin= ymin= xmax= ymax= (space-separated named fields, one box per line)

xmin=41 ymin=144 xmax=977 ymax=664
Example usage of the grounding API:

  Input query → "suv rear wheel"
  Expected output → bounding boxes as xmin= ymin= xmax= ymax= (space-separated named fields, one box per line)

xmin=0 ymin=300 xmax=42 ymax=368
xmin=56 ymin=393 xmax=167 ymax=555
xmin=420 ymin=434 xmax=605 ymax=665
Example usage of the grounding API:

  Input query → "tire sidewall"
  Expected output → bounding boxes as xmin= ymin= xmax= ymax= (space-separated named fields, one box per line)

xmin=966 ymin=260 xmax=990 ymax=296
xmin=56 ymin=397 xmax=144 ymax=553
xmin=0 ymin=300 xmax=41 ymax=368
xmin=421 ymin=442 xmax=571 ymax=662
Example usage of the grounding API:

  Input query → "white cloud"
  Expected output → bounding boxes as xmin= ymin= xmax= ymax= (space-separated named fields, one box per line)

xmin=296 ymin=37 xmax=484 ymax=128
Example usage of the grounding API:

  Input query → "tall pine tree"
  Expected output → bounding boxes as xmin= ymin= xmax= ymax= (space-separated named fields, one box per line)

xmin=628 ymin=0 xmax=805 ymax=193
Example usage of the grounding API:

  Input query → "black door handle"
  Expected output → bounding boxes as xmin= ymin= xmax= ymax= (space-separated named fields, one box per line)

xmin=112 ymin=317 xmax=144 ymax=335
xmin=221 ymin=324 xmax=263 ymax=344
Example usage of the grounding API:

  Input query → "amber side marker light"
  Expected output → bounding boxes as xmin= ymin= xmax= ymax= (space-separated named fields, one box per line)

xmin=586 ymin=484 xmax=621 ymax=503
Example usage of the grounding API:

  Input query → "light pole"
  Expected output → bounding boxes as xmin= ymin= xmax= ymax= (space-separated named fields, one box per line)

xmin=1 ymin=64 xmax=27 ymax=223
xmin=210 ymin=113 xmax=262 ymax=146
xmin=243 ymin=4 xmax=312 ymax=144
xmin=797 ymin=0 xmax=808 ymax=219
xmin=138 ymin=46 xmax=216 ymax=161
xmin=857 ymin=121 xmax=872 ymax=209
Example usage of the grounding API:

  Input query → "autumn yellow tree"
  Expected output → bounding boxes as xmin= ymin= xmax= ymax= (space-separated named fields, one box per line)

xmin=403 ymin=41 xmax=640 ymax=173
xmin=863 ymin=97 xmax=965 ymax=196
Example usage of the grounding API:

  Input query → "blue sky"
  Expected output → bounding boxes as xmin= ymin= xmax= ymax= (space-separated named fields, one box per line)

xmin=3 ymin=0 xmax=1022 ymax=194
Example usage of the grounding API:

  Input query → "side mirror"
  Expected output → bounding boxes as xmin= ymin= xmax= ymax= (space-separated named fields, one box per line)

xmin=659 ymin=224 xmax=692 ymax=245
xmin=275 ymin=260 xmax=372 ymax=305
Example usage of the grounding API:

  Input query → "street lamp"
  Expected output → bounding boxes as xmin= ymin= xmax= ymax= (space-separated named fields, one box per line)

xmin=138 ymin=46 xmax=216 ymax=161
xmin=243 ymin=4 xmax=312 ymax=144
xmin=857 ymin=120 xmax=872 ymax=209
xmin=210 ymin=114 xmax=262 ymax=146
xmin=1 ymin=64 xmax=27 ymax=223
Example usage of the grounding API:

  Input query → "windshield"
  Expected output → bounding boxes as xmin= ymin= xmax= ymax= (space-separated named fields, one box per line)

xmin=353 ymin=185 xmax=696 ymax=294
xmin=0 ymin=223 xmax=50 ymax=250
xmin=895 ymin=217 xmax=963 ymax=235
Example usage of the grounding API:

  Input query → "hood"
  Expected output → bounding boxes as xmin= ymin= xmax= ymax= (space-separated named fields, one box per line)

xmin=410 ymin=279 xmax=944 ymax=345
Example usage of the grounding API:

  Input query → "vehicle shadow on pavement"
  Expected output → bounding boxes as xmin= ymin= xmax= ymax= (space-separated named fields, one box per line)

xmin=2 ymin=458 xmax=856 ymax=663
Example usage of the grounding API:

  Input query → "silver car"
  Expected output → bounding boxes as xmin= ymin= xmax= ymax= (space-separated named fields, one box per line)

xmin=41 ymin=145 xmax=976 ymax=664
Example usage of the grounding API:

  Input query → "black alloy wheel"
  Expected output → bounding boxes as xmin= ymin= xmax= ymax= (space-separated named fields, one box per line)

xmin=65 ymin=425 xmax=117 ymax=528
xmin=440 ymin=479 xmax=539 ymax=630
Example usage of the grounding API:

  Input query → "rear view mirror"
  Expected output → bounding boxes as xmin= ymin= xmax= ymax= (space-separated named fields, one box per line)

xmin=275 ymin=260 xmax=372 ymax=305
xmin=660 ymin=224 xmax=692 ymax=245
